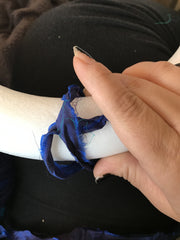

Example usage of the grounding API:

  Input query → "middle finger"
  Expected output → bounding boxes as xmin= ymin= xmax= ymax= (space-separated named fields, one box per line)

xmin=116 ymin=73 xmax=180 ymax=132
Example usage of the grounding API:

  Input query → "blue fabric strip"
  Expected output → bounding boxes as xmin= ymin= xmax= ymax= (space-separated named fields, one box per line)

xmin=0 ymin=225 xmax=7 ymax=239
xmin=40 ymin=85 xmax=107 ymax=179
xmin=0 ymin=226 xmax=179 ymax=240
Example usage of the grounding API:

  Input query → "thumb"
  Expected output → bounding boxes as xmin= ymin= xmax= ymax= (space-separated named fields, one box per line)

xmin=93 ymin=153 xmax=176 ymax=219
xmin=93 ymin=152 xmax=141 ymax=186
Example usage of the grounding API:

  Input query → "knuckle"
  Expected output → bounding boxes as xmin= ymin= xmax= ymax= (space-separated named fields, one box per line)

xmin=120 ymin=73 xmax=146 ymax=94
xmin=151 ymin=127 xmax=167 ymax=159
xmin=152 ymin=126 xmax=180 ymax=167
xmin=122 ymin=62 xmax=142 ymax=75
xmin=155 ymin=61 xmax=172 ymax=70
xmin=167 ymin=134 xmax=180 ymax=164
xmin=125 ymin=77 xmax=143 ymax=91
xmin=153 ymin=61 xmax=174 ymax=78
xmin=151 ymin=125 xmax=167 ymax=155
xmin=117 ymin=90 xmax=145 ymax=119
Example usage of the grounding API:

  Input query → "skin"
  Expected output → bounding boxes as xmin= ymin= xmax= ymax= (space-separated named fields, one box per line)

xmin=73 ymin=49 xmax=180 ymax=222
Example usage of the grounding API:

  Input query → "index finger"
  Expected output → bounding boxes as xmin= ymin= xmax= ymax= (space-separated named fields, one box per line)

xmin=73 ymin=50 xmax=180 ymax=182
xmin=123 ymin=61 xmax=180 ymax=95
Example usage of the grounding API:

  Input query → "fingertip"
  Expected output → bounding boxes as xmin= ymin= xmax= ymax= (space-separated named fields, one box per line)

xmin=93 ymin=156 xmax=122 ymax=180
xmin=93 ymin=158 xmax=111 ymax=179
xmin=73 ymin=54 xmax=112 ymax=98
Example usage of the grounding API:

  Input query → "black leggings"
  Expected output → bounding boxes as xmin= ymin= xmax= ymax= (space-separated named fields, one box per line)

xmin=5 ymin=0 xmax=180 ymax=237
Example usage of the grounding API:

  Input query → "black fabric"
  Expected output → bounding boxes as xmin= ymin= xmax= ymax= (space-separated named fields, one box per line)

xmin=4 ymin=0 xmax=180 ymax=237
xmin=0 ymin=153 xmax=14 ymax=221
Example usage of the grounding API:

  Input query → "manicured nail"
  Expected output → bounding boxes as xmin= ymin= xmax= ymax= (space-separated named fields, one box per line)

xmin=95 ymin=174 xmax=112 ymax=184
xmin=73 ymin=46 xmax=95 ymax=64
xmin=175 ymin=63 xmax=180 ymax=67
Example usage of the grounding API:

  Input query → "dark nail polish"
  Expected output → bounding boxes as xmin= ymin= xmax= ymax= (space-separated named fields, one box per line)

xmin=175 ymin=63 xmax=180 ymax=67
xmin=95 ymin=174 xmax=113 ymax=184
xmin=74 ymin=46 xmax=94 ymax=59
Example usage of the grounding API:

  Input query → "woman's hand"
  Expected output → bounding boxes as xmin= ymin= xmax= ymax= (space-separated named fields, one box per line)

xmin=73 ymin=48 xmax=180 ymax=222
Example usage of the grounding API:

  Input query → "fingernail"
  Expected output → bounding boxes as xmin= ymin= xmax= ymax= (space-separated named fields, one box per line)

xmin=73 ymin=46 xmax=95 ymax=64
xmin=95 ymin=174 xmax=112 ymax=184
xmin=175 ymin=63 xmax=180 ymax=67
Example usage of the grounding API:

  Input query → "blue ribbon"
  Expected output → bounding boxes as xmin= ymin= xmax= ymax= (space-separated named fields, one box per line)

xmin=40 ymin=85 xmax=107 ymax=179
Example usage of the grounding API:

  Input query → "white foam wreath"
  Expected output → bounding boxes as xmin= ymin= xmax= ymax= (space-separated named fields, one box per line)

xmin=0 ymin=46 xmax=179 ymax=161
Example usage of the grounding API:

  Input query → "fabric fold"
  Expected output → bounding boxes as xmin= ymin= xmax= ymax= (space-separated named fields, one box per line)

xmin=0 ymin=0 xmax=69 ymax=87
xmin=41 ymin=85 xmax=107 ymax=179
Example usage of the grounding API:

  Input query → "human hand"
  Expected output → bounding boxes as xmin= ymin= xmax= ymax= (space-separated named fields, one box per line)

xmin=73 ymin=47 xmax=180 ymax=222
